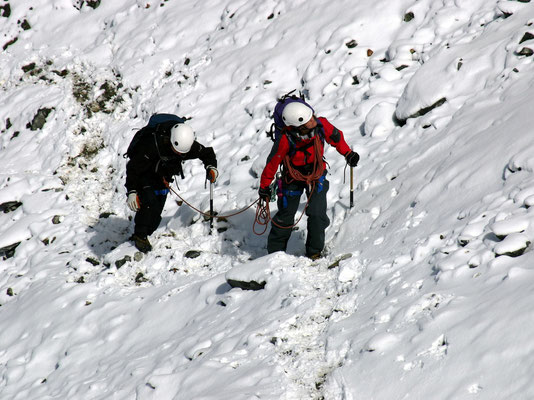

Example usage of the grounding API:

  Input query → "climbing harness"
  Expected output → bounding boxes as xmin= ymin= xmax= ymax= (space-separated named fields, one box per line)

xmin=282 ymin=133 xmax=325 ymax=186
xmin=154 ymin=188 xmax=170 ymax=196
xmin=253 ymin=180 xmax=317 ymax=235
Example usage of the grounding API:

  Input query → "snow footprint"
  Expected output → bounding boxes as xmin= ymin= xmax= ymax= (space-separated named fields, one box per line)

xmin=184 ymin=339 xmax=212 ymax=361
xmin=403 ymin=292 xmax=449 ymax=323
xmin=417 ymin=334 xmax=448 ymax=359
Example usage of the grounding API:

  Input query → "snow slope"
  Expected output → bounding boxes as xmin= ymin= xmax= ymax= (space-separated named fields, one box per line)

xmin=1 ymin=0 xmax=534 ymax=399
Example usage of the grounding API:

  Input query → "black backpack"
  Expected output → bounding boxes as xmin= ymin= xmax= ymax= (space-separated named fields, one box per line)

xmin=125 ymin=113 xmax=185 ymax=158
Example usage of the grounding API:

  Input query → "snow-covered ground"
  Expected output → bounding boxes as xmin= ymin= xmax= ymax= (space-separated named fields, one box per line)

xmin=1 ymin=0 xmax=534 ymax=398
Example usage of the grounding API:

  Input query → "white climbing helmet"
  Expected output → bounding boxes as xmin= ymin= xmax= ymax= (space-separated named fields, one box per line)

xmin=170 ymin=123 xmax=195 ymax=153
xmin=282 ymin=102 xmax=313 ymax=127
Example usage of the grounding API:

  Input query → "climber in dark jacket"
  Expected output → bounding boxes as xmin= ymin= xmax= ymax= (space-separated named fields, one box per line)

xmin=125 ymin=120 xmax=217 ymax=252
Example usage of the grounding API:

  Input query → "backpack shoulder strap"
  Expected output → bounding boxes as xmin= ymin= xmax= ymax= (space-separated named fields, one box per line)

xmin=124 ymin=125 xmax=155 ymax=158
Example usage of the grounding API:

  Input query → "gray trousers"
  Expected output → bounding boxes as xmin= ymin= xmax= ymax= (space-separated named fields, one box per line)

xmin=267 ymin=177 xmax=330 ymax=257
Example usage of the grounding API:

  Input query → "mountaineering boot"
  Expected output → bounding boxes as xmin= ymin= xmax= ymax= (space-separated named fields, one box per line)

xmin=130 ymin=234 xmax=152 ymax=253
xmin=308 ymin=252 xmax=322 ymax=261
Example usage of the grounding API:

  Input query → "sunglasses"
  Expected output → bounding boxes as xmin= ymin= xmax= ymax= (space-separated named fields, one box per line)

xmin=297 ymin=125 xmax=313 ymax=136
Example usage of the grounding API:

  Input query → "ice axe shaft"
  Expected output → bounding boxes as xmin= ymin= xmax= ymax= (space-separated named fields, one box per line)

xmin=210 ymin=181 xmax=214 ymax=230
xmin=350 ymin=167 xmax=354 ymax=209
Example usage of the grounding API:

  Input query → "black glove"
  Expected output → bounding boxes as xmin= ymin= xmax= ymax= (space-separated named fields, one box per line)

xmin=345 ymin=151 xmax=360 ymax=167
xmin=258 ymin=186 xmax=271 ymax=202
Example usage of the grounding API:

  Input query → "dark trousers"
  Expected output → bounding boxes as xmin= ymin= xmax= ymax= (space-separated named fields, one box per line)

xmin=267 ymin=177 xmax=330 ymax=256
xmin=134 ymin=187 xmax=167 ymax=237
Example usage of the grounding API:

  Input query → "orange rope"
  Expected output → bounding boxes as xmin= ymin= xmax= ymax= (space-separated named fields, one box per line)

xmin=283 ymin=134 xmax=325 ymax=186
xmin=253 ymin=199 xmax=271 ymax=235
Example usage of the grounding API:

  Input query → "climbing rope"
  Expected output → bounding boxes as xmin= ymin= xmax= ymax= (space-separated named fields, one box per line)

xmin=165 ymin=134 xmax=325 ymax=235
xmin=166 ymin=178 xmax=317 ymax=236
xmin=253 ymin=180 xmax=316 ymax=235
xmin=165 ymin=181 xmax=259 ymax=220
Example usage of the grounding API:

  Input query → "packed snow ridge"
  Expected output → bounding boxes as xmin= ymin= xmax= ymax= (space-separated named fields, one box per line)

xmin=1 ymin=0 xmax=534 ymax=399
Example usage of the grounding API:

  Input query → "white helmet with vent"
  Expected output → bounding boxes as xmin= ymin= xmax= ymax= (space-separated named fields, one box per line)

xmin=170 ymin=123 xmax=195 ymax=153
xmin=282 ymin=102 xmax=313 ymax=127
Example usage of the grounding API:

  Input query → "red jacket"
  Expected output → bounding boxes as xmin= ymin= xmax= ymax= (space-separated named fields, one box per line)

xmin=260 ymin=117 xmax=351 ymax=189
